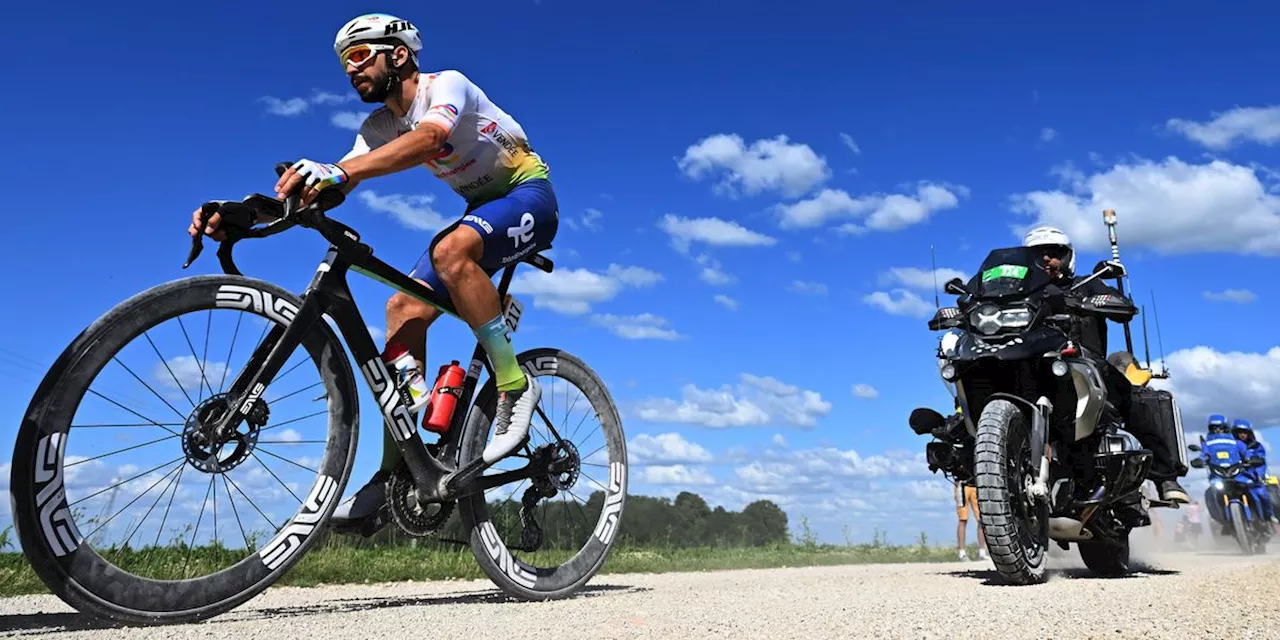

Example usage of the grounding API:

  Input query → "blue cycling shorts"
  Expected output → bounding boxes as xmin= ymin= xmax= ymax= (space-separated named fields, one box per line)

xmin=409 ymin=178 xmax=559 ymax=303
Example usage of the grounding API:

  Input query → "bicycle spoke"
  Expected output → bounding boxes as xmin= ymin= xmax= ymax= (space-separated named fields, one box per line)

xmin=217 ymin=311 xmax=245 ymax=394
xmin=81 ymin=461 xmax=185 ymax=543
xmin=177 ymin=315 xmax=216 ymax=401
xmin=65 ymin=434 xmax=182 ymax=468
xmin=153 ymin=465 xmax=187 ymax=547
xmin=219 ymin=474 xmax=252 ymax=551
xmin=271 ymin=356 xmax=311 ymax=386
xmin=255 ymin=448 xmax=319 ymax=476
xmin=266 ymin=381 xmax=322 ymax=406
xmin=223 ymin=473 xmax=280 ymax=532
xmin=122 ymin=463 xmax=187 ymax=549
xmin=110 ymin=356 xmax=191 ymax=423
xmin=259 ymin=410 xmax=328 ymax=432
xmin=143 ymin=332 xmax=197 ymax=409
xmin=200 ymin=309 xmax=212 ymax=405
xmin=563 ymin=488 xmax=594 ymax=532
xmin=249 ymin=453 xmax=303 ymax=503
xmin=183 ymin=477 xmax=215 ymax=578
xmin=72 ymin=422 xmax=184 ymax=428
xmin=69 ymin=456 xmax=185 ymax=507
xmin=86 ymin=389 xmax=181 ymax=437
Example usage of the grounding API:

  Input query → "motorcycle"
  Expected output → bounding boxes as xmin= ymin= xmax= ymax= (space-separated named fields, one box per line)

xmin=1188 ymin=439 xmax=1271 ymax=554
xmin=909 ymin=244 xmax=1172 ymax=584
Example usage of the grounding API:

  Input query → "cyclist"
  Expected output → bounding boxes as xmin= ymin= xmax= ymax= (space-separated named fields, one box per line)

xmin=188 ymin=12 xmax=557 ymax=534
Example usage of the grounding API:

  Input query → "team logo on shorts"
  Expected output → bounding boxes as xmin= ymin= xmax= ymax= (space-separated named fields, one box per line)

xmin=508 ymin=212 xmax=536 ymax=248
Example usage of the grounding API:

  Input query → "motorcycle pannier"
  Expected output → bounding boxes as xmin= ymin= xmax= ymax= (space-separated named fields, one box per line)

xmin=1130 ymin=387 xmax=1189 ymax=476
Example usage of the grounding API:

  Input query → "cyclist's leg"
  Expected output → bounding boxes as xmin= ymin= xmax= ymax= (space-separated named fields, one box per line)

xmin=379 ymin=283 xmax=445 ymax=469
xmin=427 ymin=178 xmax=559 ymax=462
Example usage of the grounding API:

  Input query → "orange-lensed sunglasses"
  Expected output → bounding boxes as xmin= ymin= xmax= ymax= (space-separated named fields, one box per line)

xmin=339 ymin=43 xmax=396 ymax=69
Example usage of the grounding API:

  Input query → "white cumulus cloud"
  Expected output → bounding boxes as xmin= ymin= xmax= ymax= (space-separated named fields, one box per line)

xmin=852 ymin=384 xmax=879 ymax=399
xmin=1166 ymin=105 xmax=1280 ymax=149
xmin=509 ymin=264 xmax=662 ymax=315
xmin=1202 ymin=289 xmax=1257 ymax=303
xmin=878 ymin=267 xmax=969 ymax=291
xmin=713 ymin=294 xmax=739 ymax=310
xmin=628 ymin=433 xmax=714 ymax=465
xmin=776 ymin=182 xmax=967 ymax=232
xmin=357 ymin=191 xmax=447 ymax=231
xmin=677 ymin=133 xmax=830 ymax=198
xmin=590 ymin=313 xmax=682 ymax=340
xmin=634 ymin=373 xmax=832 ymax=429
xmin=1009 ymin=156 xmax=1280 ymax=256
xmin=1155 ymin=345 xmax=1280 ymax=427
xmin=862 ymin=289 xmax=934 ymax=318
xmin=788 ymin=280 xmax=828 ymax=295
xmin=658 ymin=214 xmax=778 ymax=253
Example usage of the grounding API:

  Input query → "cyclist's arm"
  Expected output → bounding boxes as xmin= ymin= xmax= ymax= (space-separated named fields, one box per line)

xmin=338 ymin=70 xmax=474 ymax=183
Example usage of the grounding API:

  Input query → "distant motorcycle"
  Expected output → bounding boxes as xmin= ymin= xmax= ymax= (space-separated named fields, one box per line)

xmin=1189 ymin=438 xmax=1271 ymax=555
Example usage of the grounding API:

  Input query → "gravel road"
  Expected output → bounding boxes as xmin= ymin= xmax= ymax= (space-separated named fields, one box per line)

xmin=4 ymin=544 xmax=1280 ymax=639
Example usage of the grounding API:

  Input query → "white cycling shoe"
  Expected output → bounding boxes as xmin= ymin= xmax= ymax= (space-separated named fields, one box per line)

xmin=482 ymin=372 xmax=541 ymax=464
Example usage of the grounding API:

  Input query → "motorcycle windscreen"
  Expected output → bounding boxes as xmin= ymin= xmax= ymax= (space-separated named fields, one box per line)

xmin=966 ymin=246 xmax=1055 ymax=298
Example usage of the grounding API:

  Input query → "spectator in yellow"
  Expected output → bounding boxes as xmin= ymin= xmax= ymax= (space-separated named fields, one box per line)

xmin=955 ymin=478 xmax=988 ymax=561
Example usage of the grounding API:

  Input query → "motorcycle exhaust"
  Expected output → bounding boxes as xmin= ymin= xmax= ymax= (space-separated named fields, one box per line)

xmin=1048 ymin=517 xmax=1095 ymax=541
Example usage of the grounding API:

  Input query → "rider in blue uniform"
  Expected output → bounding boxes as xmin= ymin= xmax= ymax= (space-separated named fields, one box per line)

xmin=1202 ymin=414 xmax=1244 ymax=531
xmin=1232 ymin=418 xmax=1276 ymax=527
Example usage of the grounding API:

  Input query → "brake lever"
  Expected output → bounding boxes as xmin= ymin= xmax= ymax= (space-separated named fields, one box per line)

xmin=183 ymin=201 xmax=221 ymax=269
xmin=216 ymin=229 xmax=244 ymax=276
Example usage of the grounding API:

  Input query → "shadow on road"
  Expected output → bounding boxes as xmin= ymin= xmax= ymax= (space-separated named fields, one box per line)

xmin=942 ymin=563 xmax=1179 ymax=586
xmin=0 ymin=583 xmax=650 ymax=636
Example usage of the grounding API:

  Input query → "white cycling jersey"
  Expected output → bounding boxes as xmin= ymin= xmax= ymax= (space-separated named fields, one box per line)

xmin=340 ymin=69 xmax=549 ymax=205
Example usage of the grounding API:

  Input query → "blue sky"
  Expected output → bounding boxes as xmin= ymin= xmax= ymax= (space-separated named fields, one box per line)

xmin=4 ymin=0 xmax=1280 ymax=547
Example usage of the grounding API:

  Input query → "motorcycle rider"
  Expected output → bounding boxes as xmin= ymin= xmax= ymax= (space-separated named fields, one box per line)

xmin=1231 ymin=418 xmax=1277 ymax=527
xmin=1201 ymin=414 xmax=1235 ymax=526
xmin=1202 ymin=415 xmax=1263 ymax=535
xmin=1022 ymin=226 xmax=1190 ymax=504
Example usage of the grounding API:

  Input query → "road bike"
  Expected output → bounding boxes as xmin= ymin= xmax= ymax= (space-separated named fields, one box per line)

xmin=10 ymin=163 xmax=628 ymax=624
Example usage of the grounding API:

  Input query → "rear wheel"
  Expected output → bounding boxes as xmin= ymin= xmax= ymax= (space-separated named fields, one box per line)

xmin=459 ymin=348 xmax=627 ymax=600
xmin=10 ymin=275 xmax=359 ymax=624
xmin=1078 ymin=535 xmax=1131 ymax=576
xmin=974 ymin=399 xmax=1049 ymax=584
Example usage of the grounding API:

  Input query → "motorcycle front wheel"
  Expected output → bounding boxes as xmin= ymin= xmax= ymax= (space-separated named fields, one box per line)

xmin=974 ymin=399 xmax=1050 ymax=584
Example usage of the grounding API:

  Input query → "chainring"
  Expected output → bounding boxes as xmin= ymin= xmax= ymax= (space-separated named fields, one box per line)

xmin=386 ymin=466 xmax=454 ymax=537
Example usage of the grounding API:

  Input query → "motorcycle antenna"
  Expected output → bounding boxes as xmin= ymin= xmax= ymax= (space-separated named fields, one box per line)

xmin=1103 ymin=209 xmax=1136 ymax=356
xmin=1150 ymin=289 xmax=1170 ymax=378
xmin=1141 ymin=304 xmax=1154 ymax=371
xmin=930 ymin=243 xmax=940 ymax=309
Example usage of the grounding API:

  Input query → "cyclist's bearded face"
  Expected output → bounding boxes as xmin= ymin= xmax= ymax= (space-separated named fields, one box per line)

xmin=349 ymin=54 xmax=395 ymax=103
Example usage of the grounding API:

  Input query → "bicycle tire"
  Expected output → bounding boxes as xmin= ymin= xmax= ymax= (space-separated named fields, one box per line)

xmin=10 ymin=275 xmax=359 ymax=625
xmin=458 ymin=348 xmax=627 ymax=600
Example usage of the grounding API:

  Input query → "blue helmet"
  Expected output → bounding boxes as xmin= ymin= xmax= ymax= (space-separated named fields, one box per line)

xmin=1232 ymin=418 xmax=1256 ymax=443
xmin=1208 ymin=413 xmax=1230 ymax=434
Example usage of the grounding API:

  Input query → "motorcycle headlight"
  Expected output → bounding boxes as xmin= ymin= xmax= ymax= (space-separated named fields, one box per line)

xmin=968 ymin=304 xmax=1032 ymax=335
xmin=1211 ymin=479 xmax=1225 ymax=490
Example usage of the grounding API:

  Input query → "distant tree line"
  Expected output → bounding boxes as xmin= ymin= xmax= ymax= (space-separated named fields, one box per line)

xmin=332 ymin=489 xmax=789 ymax=550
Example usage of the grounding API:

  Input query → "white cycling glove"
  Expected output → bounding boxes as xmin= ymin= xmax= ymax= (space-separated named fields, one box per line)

xmin=291 ymin=159 xmax=349 ymax=191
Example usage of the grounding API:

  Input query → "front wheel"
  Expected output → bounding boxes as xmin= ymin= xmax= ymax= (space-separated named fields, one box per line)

xmin=1228 ymin=502 xmax=1254 ymax=555
xmin=458 ymin=348 xmax=627 ymax=600
xmin=10 ymin=275 xmax=359 ymax=624
xmin=974 ymin=399 xmax=1050 ymax=584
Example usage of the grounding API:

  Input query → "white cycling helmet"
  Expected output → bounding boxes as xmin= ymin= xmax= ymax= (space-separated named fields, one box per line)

xmin=1022 ymin=225 xmax=1075 ymax=275
xmin=334 ymin=13 xmax=422 ymax=65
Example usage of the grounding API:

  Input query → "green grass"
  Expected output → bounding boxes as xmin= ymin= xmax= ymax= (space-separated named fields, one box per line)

xmin=0 ymin=535 xmax=969 ymax=598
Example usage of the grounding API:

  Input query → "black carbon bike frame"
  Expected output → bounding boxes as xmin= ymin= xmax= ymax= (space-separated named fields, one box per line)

xmin=185 ymin=163 xmax=559 ymax=505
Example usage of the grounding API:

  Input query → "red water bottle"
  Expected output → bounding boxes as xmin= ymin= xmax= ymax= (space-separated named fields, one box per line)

xmin=424 ymin=361 xmax=465 ymax=434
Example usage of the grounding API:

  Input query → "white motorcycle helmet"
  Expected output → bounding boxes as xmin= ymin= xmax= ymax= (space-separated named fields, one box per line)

xmin=334 ymin=13 xmax=422 ymax=67
xmin=1022 ymin=225 xmax=1075 ymax=276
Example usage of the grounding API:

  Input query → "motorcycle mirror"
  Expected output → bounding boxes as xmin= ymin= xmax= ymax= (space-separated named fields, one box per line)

xmin=909 ymin=407 xmax=946 ymax=436
xmin=1190 ymin=458 xmax=1206 ymax=469
xmin=1188 ymin=443 xmax=1201 ymax=452
xmin=943 ymin=277 xmax=968 ymax=296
